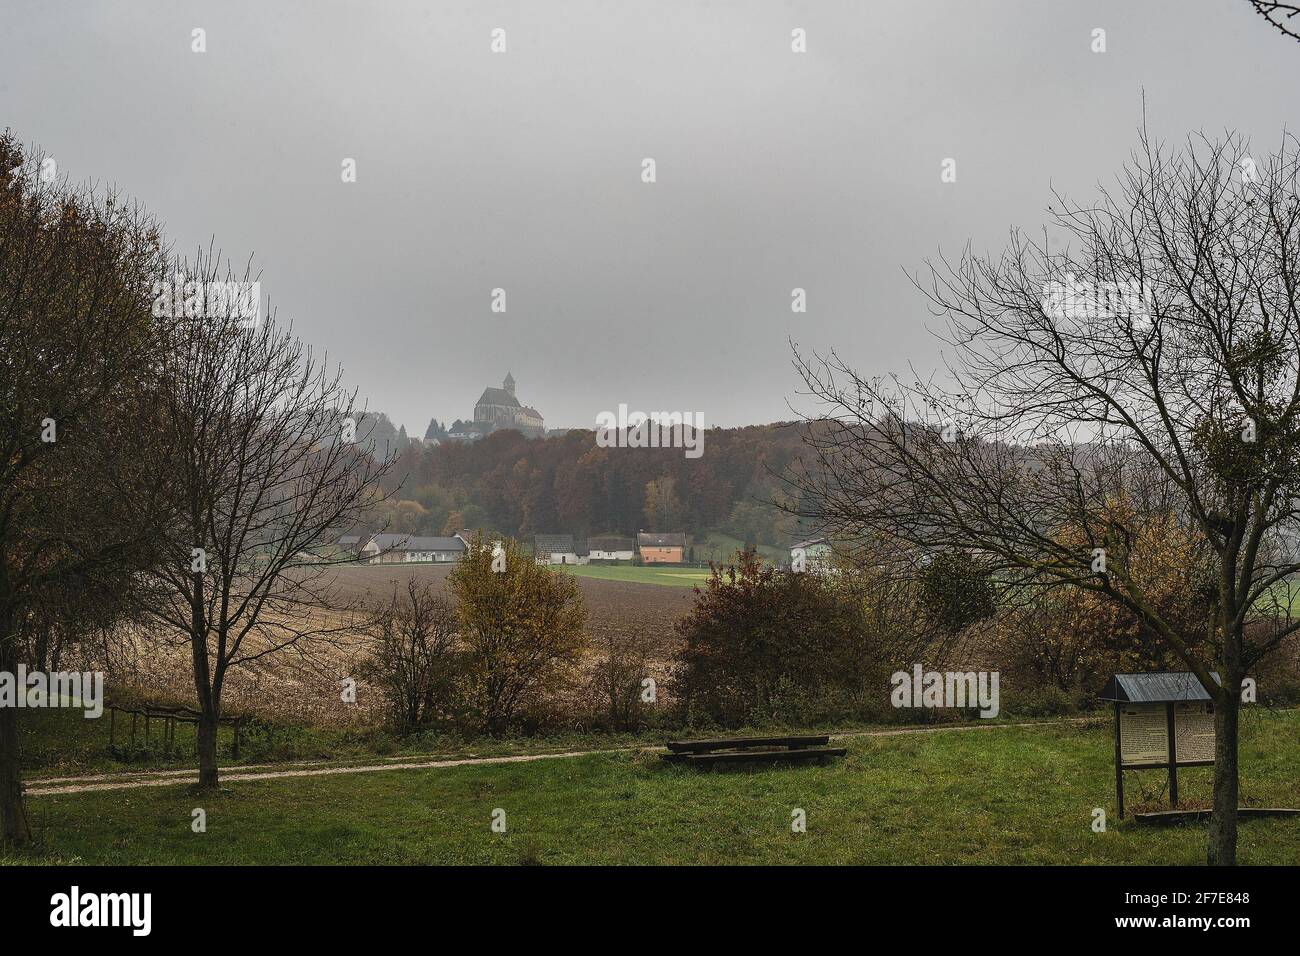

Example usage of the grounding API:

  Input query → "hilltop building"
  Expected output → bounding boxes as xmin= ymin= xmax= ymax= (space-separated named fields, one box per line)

xmin=464 ymin=372 xmax=545 ymax=438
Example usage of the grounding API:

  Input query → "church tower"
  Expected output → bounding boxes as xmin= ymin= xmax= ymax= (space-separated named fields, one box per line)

xmin=503 ymin=371 xmax=516 ymax=397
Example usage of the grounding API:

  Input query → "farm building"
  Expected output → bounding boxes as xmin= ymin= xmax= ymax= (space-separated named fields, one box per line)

xmin=360 ymin=534 xmax=466 ymax=564
xmin=534 ymin=534 xmax=588 ymax=565
xmin=455 ymin=530 xmax=507 ymax=558
xmin=638 ymin=532 xmax=686 ymax=563
xmin=790 ymin=537 xmax=833 ymax=570
xmin=588 ymin=536 xmax=635 ymax=561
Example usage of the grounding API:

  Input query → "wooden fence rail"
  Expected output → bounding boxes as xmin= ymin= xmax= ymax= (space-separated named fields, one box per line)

xmin=107 ymin=704 xmax=249 ymax=758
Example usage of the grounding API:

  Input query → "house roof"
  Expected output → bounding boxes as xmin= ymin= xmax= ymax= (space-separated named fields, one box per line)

xmin=534 ymin=534 xmax=575 ymax=553
xmin=638 ymin=532 xmax=686 ymax=548
xmin=337 ymin=535 xmax=362 ymax=546
xmin=589 ymin=536 xmax=635 ymax=551
xmin=1097 ymin=672 xmax=1221 ymax=703
xmin=366 ymin=534 xmax=465 ymax=552
xmin=792 ymin=538 xmax=829 ymax=550
xmin=476 ymin=387 xmax=520 ymax=408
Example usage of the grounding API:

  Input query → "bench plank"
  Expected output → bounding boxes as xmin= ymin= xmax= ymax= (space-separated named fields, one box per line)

xmin=662 ymin=747 xmax=846 ymax=766
xmin=665 ymin=734 xmax=831 ymax=754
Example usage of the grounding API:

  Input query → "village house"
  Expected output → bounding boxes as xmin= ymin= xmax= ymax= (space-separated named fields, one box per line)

xmin=454 ymin=530 xmax=507 ymax=557
xmin=637 ymin=532 xmax=686 ymax=564
xmin=790 ymin=537 xmax=833 ymax=570
xmin=360 ymin=534 xmax=466 ymax=564
xmin=533 ymin=534 xmax=587 ymax=565
xmin=587 ymin=536 xmax=635 ymax=562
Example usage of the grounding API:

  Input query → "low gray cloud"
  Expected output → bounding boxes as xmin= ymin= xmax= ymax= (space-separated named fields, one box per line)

xmin=3 ymin=0 xmax=1295 ymax=432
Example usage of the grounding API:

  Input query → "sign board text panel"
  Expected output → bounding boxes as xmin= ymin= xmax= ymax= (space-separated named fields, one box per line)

xmin=1119 ymin=705 xmax=1168 ymax=766
xmin=1174 ymin=701 xmax=1216 ymax=763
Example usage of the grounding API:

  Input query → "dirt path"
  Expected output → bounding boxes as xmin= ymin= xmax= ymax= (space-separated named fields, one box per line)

xmin=25 ymin=718 xmax=1094 ymax=797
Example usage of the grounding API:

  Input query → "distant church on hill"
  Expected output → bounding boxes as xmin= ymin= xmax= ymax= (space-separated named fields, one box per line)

xmin=451 ymin=372 xmax=545 ymax=439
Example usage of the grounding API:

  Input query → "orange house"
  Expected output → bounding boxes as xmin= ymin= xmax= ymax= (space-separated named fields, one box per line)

xmin=638 ymin=532 xmax=686 ymax=563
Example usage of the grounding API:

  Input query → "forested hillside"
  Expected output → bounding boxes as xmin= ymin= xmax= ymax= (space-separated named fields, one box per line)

xmin=359 ymin=422 xmax=811 ymax=547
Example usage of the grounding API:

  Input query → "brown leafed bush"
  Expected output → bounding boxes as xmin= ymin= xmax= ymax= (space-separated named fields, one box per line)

xmin=671 ymin=550 xmax=888 ymax=727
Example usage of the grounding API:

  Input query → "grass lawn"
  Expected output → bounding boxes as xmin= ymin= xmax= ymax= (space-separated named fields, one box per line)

xmin=7 ymin=711 xmax=1298 ymax=865
xmin=555 ymin=564 xmax=713 ymax=587
xmin=16 ymin=706 xmax=678 ymax=777
xmin=692 ymin=532 xmax=785 ymax=565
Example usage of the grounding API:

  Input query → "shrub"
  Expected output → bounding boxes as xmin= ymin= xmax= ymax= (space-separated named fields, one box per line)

xmin=585 ymin=628 xmax=656 ymax=732
xmin=360 ymin=578 xmax=460 ymax=735
xmin=450 ymin=536 xmax=588 ymax=734
xmin=670 ymin=549 xmax=880 ymax=726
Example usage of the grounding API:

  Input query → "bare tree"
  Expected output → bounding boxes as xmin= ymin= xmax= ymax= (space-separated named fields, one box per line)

xmin=787 ymin=124 xmax=1300 ymax=865
xmin=0 ymin=132 xmax=172 ymax=846
xmin=1249 ymin=2 xmax=1300 ymax=42
xmin=141 ymin=251 xmax=396 ymax=788
xmin=361 ymin=578 xmax=459 ymax=733
xmin=588 ymin=626 xmax=654 ymax=732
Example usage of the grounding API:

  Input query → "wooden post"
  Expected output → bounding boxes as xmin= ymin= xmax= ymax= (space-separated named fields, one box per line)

xmin=1165 ymin=702 xmax=1179 ymax=809
xmin=131 ymin=712 xmax=137 ymax=746
xmin=1114 ymin=700 xmax=1125 ymax=820
xmin=109 ymin=707 xmax=116 ymax=746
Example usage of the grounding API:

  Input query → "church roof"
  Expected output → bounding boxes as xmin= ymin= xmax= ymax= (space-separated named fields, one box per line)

xmin=476 ymin=387 xmax=520 ymax=408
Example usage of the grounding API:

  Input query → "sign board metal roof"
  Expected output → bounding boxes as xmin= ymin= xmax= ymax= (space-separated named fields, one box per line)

xmin=1098 ymin=672 xmax=1220 ymax=703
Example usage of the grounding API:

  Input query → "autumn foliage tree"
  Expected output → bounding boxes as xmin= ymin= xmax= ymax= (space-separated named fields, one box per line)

xmin=0 ymin=133 xmax=173 ymax=846
xmin=449 ymin=535 xmax=588 ymax=734
xmin=1007 ymin=508 xmax=1218 ymax=693
xmin=672 ymin=550 xmax=878 ymax=726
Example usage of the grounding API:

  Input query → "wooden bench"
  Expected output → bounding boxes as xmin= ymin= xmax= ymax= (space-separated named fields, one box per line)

xmin=662 ymin=734 xmax=845 ymax=769
xmin=666 ymin=734 xmax=830 ymax=753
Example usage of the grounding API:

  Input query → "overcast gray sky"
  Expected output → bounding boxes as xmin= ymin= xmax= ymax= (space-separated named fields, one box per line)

xmin=4 ymin=1 xmax=1298 ymax=433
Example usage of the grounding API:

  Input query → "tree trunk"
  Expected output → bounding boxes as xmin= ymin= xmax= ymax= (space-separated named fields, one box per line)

xmin=1206 ymin=686 xmax=1240 ymax=866
xmin=196 ymin=709 xmax=220 ymax=790
xmin=0 ymin=618 xmax=30 ymax=847
xmin=189 ymin=574 xmax=221 ymax=790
